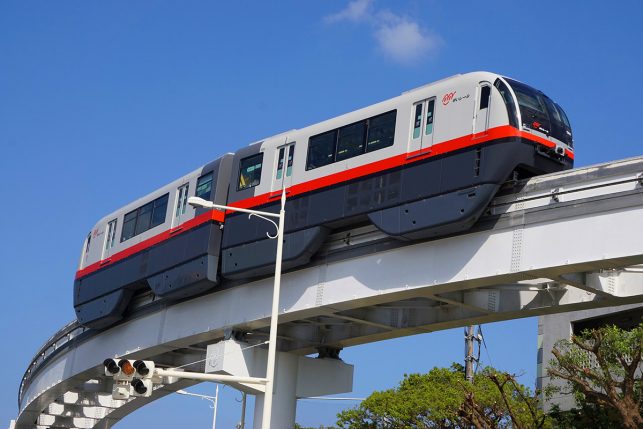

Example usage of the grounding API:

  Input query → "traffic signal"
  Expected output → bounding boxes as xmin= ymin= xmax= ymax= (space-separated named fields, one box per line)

xmin=133 ymin=360 xmax=154 ymax=377
xmin=131 ymin=378 xmax=153 ymax=397
xmin=103 ymin=358 xmax=156 ymax=399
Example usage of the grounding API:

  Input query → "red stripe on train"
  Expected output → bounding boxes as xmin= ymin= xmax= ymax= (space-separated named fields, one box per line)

xmin=228 ymin=125 xmax=572 ymax=211
xmin=75 ymin=210 xmax=224 ymax=280
xmin=76 ymin=126 xmax=571 ymax=280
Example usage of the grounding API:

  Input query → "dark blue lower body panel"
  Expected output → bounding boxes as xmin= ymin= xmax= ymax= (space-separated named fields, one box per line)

xmin=220 ymin=137 xmax=571 ymax=278
xmin=222 ymin=226 xmax=330 ymax=279
xmin=74 ymin=222 xmax=222 ymax=329
xmin=367 ymin=183 xmax=498 ymax=240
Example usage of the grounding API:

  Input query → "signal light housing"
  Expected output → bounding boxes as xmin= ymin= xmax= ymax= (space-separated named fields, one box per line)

xmin=103 ymin=359 xmax=120 ymax=376
xmin=133 ymin=360 xmax=154 ymax=377
xmin=131 ymin=378 xmax=153 ymax=397
xmin=119 ymin=359 xmax=136 ymax=376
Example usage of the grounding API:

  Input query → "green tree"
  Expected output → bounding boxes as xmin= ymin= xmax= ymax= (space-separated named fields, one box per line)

xmin=459 ymin=369 xmax=549 ymax=429
xmin=547 ymin=324 xmax=643 ymax=429
xmin=295 ymin=425 xmax=337 ymax=429
xmin=548 ymin=403 xmax=622 ymax=429
xmin=336 ymin=364 xmax=548 ymax=428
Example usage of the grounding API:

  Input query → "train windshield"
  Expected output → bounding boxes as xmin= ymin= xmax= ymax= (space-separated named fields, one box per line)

xmin=505 ymin=78 xmax=573 ymax=147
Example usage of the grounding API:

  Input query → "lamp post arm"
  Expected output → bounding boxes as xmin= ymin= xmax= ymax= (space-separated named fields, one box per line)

xmin=176 ymin=390 xmax=216 ymax=402
xmin=176 ymin=387 xmax=220 ymax=429
xmin=157 ymin=368 xmax=267 ymax=387
xmin=247 ymin=213 xmax=279 ymax=239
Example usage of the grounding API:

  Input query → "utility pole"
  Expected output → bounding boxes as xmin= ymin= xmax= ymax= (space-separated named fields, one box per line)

xmin=464 ymin=325 xmax=477 ymax=383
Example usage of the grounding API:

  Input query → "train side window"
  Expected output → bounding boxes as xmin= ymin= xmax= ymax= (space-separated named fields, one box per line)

xmin=425 ymin=101 xmax=435 ymax=135
xmin=480 ymin=85 xmax=491 ymax=110
xmin=105 ymin=219 xmax=117 ymax=251
xmin=412 ymin=103 xmax=423 ymax=139
xmin=238 ymin=153 xmax=263 ymax=191
xmin=306 ymin=130 xmax=337 ymax=170
xmin=134 ymin=202 xmax=153 ymax=236
xmin=336 ymin=121 xmax=366 ymax=161
xmin=151 ymin=194 xmax=169 ymax=228
xmin=121 ymin=211 xmax=137 ymax=242
xmin=120 ymin=193 xmax=170 ymax=242
xmin=307 ymin=109 xmax=397 ymax=168
xmin=195 ymin=173 xmax=213 ymax=200
xmin=366 ymin=110 xmax=396 ymax=152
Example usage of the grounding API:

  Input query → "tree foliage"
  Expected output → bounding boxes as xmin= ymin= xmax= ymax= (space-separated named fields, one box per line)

xmin=547 ymin=403 xmax=622 ymax=429
xmin=335 ymin=364 xmax=548 ymax=429
xmin=547 ymin=323 xmax=643 ymax=429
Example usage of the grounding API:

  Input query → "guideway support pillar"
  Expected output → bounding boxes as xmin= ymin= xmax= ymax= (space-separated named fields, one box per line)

xmin=206 ymin=339 xmax=354 ymax=428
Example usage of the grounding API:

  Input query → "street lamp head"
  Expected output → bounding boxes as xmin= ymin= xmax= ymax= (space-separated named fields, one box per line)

xmin=187 ymin=196 xmax=215 ymax=209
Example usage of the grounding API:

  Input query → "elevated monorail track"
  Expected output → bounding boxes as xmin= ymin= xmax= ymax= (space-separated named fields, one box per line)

xmin=16 ymin=155 xmax=643 ymax=429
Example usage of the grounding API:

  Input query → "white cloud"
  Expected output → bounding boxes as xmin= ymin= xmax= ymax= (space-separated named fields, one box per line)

xmin=324 ymin=0 xmax=373 ymax=24
xmin=374 ymin=16 xmax=441 ymax=65
xmin=324 ymin=1 xmax=442 ymax=65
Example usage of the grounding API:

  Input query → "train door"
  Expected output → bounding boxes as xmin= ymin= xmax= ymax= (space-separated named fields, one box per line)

xmin=474 ymin=83 xmax=491 ymax=136
xmin=409 ymin=98 xmax=436 ymax=153
xmin=172 ymin=182 xmax=190 ymax=227
xmin=101 ymin=218 xmax=118 ymax=260
xmin=271 ymin=142 xmax=296 ymax=192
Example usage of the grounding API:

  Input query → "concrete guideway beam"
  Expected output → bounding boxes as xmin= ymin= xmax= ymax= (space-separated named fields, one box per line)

xmin=14 ymin=156 xmax=643 ymax=429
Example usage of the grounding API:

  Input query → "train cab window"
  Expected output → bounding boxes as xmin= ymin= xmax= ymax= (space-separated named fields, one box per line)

xmin=195 ymin=173 xmax=213 ymax=200
xmin=120 ymin=193 xmax=170 ymax=242
xmin=105 ymin=219 xmax=117 ymax=251
xmin=556 ymin=103 xmax=571 ymax=128
xmin=425 ymin=101 xmax=435 ymax=135
xmin=494 ymin=79 xmax=518 ymax=128
xmin=336 ymin=121 xmax=366 ymax=161
xmin=238 ymin=153 xmax=263 ymax=190
xmin=480 ymin=85 xmax=491 ymax=110
xmin=84 ymin=233 xmax=92 ymax=254
xmin=306 ymin=130 xmax=337 ymax=170
xmin=366 ymin=110 xmax=397 ymax=152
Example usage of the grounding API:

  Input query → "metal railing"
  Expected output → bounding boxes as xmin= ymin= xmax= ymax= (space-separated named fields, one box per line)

xmin=18 ymin=320 xmax=88 ymax=409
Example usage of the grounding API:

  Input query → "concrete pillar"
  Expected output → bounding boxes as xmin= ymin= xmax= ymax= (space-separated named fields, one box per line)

xmin=205 ymin=339 xmax=354 ymax=429
xmin=252 ymin=353 xmax=299 ymax=429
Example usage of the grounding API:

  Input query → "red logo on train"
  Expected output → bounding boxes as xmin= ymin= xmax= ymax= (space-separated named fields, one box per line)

xmin=442 ymin=91 xmax=456 ymax=106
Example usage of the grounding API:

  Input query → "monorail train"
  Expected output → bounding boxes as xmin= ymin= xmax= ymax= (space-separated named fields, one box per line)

xmin=74 ymin=71 xmax=574 ymax=329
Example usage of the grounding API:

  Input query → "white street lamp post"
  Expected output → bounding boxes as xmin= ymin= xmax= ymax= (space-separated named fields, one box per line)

xmin=176 ymin=386 xmax=220 ymax=429
xmin=188 ymin=189 xmax=286 ymax=429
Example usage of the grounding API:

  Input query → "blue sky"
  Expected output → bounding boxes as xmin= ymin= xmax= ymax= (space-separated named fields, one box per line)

xmin=1 ymin=0 xmax=642 ymax=427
